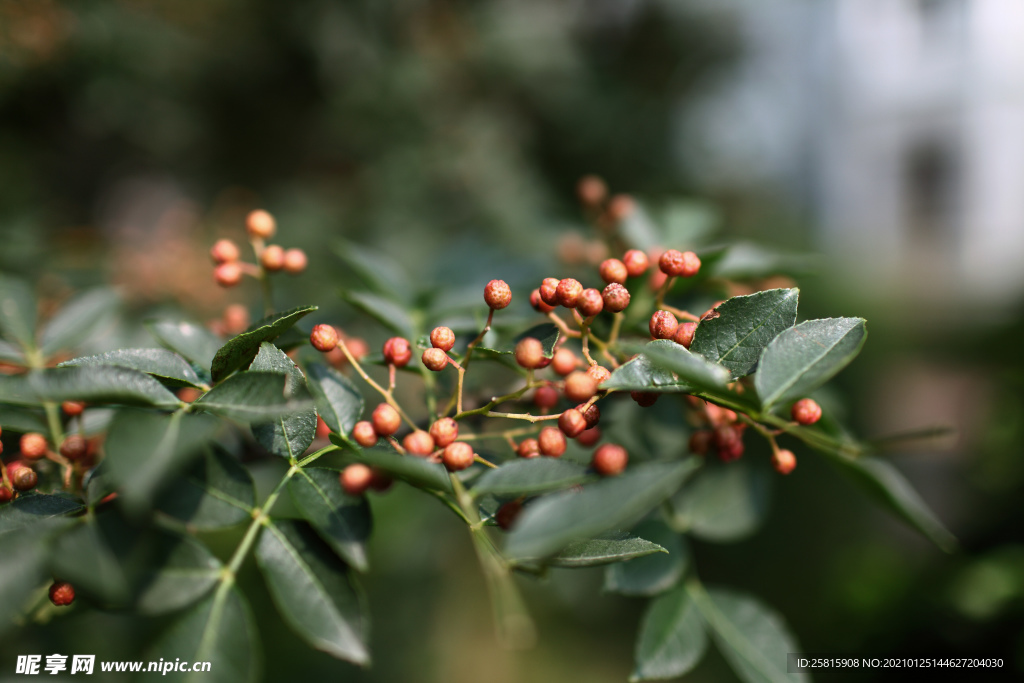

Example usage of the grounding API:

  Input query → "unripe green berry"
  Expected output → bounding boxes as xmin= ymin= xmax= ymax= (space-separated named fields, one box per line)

xmin=429 ymin=418 xmax=459 ymax=448
xmin=601 ymin=283 xmax=630 ymax=313
xmin=430 ymin=326 xmax=455 ymax=352
xmin=592 ymin=444 xmax=628 ymax=476
xmin=48 ymin=581 xmax=75 ymax=607
xmin=649 ymin=310 xmax=678 ymax=339
xmin=310 ymin=324 xmax=339 ymax=353
xmin=403 ymin=430 xmax=435 ymax=457
xmin=352 ymin=421 xmax=378 ymax=448
xmin=576 ymin=288 xmax=603 ymax=317
xmin=622 ymin=249 xmax=649 ymax=277
xmin=20 ymin=433 xmax=48 ymax=460
xmin=382 ymin=337 xmax=412 ymax=367
xmin=371 ymin=403 xmax=401 ymax=437
xmin=599 ymin=258 xmax=628 ymax=285
xmin=422 ymin=348 xmax=449 ymax=372
xmin=261 ymin=244 xmax=285 ymax=271
xmin=210 ymin=239 xmax=240 ymax=264
xmin=772 ymin=449 xmax=797 ymax=475
xmin=442 ymin=442 xmax=475 ymax=471
xmin=673 ymin=322 xmax=697 ymax=349
xmin=555 ymin=279 xmax=583 ymax=308
xmin=246 ymin=209 xmax=276 ymax=239
xmin=558 ymin=409 xmax=587 ymax=438
xmin=538 ymin=427 xmax=566 ymax=457
xmin=514 ymin=337 xmax=546 ymax=369
xmin=340 ymin=464 xmax=374 ymax=496
xmin=484 ymin=280 xmax=512 ymax=309
xmin=791 ymin=398 xmax=822 ymax=425
xmin=563 ymin=371 xmax=597 ymax=403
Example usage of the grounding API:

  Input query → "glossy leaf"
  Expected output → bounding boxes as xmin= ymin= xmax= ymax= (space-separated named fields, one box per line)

xmin=0 ymin=274 xmax=36 ymax=349
xmin=40 ymin=288 xmax=119 ymax=356
xmin=472 ymin=459 xmax=592 ymax=497
xmin=829 ymin=455 xmax=956 ymax=552
xmin=149 ymin=585 xmax=260 ymax=683
xmin=60 ymin=348 xmax=202 ymax=388
xmin=478 ymin=323 xmax=560 ymax=358
xmin=0 ymin=404 xmax=48 ymax=433
xmin=343 ymin=291 xmax=415 ymax=339
xmin=666 ymin=460 xmax=771 ymax=543
xmin=50 ymin=514 xmax=132 ymax=604
xmin=147 ymin=320 xmax=222 ymax=369
xmin=689 ymin=584 xmax=808 ymax=683
xmin=289 ymin=468 xmax=371 ymax=572
xmin=505 ymin=460 xmax=701 ymax=561
xmin=605 ymin=520 xmax=688 ymax=597
xmin=328 ymin=438 xmax=454 ymax=493
xmin=135 ymin=534 xmax=222 ymax=615
xmin=633 ymin=340 xmax=731 ymax=393
xmin=755 ymin=317 xmax=867 ymax=409
xmin=0 ymin=493 xmax=83 ymax=535
xmin=104 ymin=410 xmax=220 ymax=514
xmin=545 ymin=532 xmax=667 ymax=568
xmin=155 ymin=448 xmax=255 ymax=530
xmin=306 ymin=362 xmax=364 ymax=435
xmin=194 ymin=371 xmax=312 ymax=423
xmin=210 ymin=305 xmax=317 ymax=382
xmin=691 ymin=289 xmax=799 ymax=378
xmin=257 ymin=520 xmax=370 ymax=665
xmin=631 ymin=584 xmax=708 ymax=682
xmin=602 ymin=353 xmax=689 ymax=393
xmin=249 ymin=343 xmax=316 ymax=459
xmin=0 ymin=366 xmax=180 ymax=409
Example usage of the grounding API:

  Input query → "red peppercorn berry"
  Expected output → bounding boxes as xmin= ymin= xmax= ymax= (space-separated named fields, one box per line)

xmin=539 ymin=278 xmax=561 ymax=306
xmin=517 ymin=438 xmax=540 ymax=459
xmin=283 ymin=248 xmax=307 ymax=275
xmin=592 ymin=444 xmax=629 ymax=476
xmin=20 ymin=433 xmax=48 ymax=460
xmin=585 ymin=364 xmax=611 ymax=385
xmin=514 ymin=337 xmax=546 ymax=370
xmin=60 ymin=435 xmax=88 ymax=461
xmin=246 ymin=209 xmax=276 ymax=239
xmin=649 ymin=310 xmax=679 ymax=339
xmin=210 ymin=239 xmax=240 ymax=264
xmin=484 ymin=280 xmax=512 ymax=309
xmin=622 ymin=249 xmax=649 ymax=277
xmin=576 ymin=288 xmax=603 ymax=317
xmin=576 ymin=402 xmax=600 ymax=428
xmin=496 ymin=500 xmax=524 ymax=530
xmin=564 ymin=371 xmax=597 ymax=403
xmin=340 ymin=464 xmax=374 ymax=496
xmin=261 ymin=245 xmax=285 ymax=272
xmin=558 ymin=409 xmax=587 ymax=438
xmin=442 ymin=442 xmax=475 ymax=471
xmin=530 ymin=288 xmax=555 ymax=314
xmin=602 ymin=283 xmax=631 ymax=313
xmin=552 ymin=348 xmax=578 ymax=376
xmin=673 ymin=322 xmax=697 ymax=349
xmin=429 ymin=418 xmax=459 ymax=448
xmin=214 ymin=262 xmax=243 ymax=288
xmin=630 ymin=391 xmax=659 ymax=407
xmin=538 ymin=427 xmax=566 ymax=457
xmin=577 ymin=426 xmax=601 ymax=447
xmin=422 ymin=348 xmax=449 ymax=372
xmin=48 ymin=581 xmax=75 ymax=607
xmin=772 ymin=449 xmax=797 ymax=475
xmin=382 ymin=337 xmax=412 ymax=367
xmin=0 ymin=486 xmax=12 ymax=504
xmin=403 ymin=430 xmax=435 ymax=457
xmin=577 ymin=175 xmax=608 ymax=207
xmin=310 ymin=324 xmax=339 ymax=353
xmin=555 ymin=279 xmax=583 ymax=308
xmin=430 ymin=326 xmax=455 ymax=352
xmin=533 ymin=385 xmax=560 ymax=410
xmin=791 ymin=398 xmax=822 ymax=425
xmin=371 ymin=404 xmax=401 ymax=437
xmin=352 ymin=421 xmax=378 ymax=448
xmin=599 ymin=258 xmax=628 ymax=285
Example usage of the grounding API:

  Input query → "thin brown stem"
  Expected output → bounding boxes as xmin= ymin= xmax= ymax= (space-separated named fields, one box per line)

xmin=660 ymin=304 xmax=700 ymax=322
xmin=336 ymin=339 xmax=418 ymax=430
xmin=546 ymin=312 xmax=581 ymax=338
xmin=654 ymin=275 xmax=677 ymax=309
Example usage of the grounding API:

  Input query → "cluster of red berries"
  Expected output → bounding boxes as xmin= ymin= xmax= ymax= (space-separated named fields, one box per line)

xmin=1 ymin=412 xmax=97 ymax=504
xmin=211 ymin=209 xmax=308 ymax=288
xmin=687 ymin=402 xmax=749 ymax=463
xmin=308 ymin=324 xmax=370 ymax=369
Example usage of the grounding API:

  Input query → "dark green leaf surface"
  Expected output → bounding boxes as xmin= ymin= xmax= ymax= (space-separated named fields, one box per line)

xmin=546 ymin=532 xmax=666 ymax=568
xmin=605 ymin=520 xmax=688 ymax=597
xmin=0 ymin=275 xmax=36 ymax=349
xmin=755 ymin=318 xmax=867 ymax=409
xmin=505 ymin=460 xmax=701 ymax=561
xmin=829 ymin=456 xmax=956 ymax=552
xmin=0 ymin=493 xmax=84 ymax=535
xmin=691 ymin=289 xmax=799 ymax=378
xmin=471 ymin=459 xmax=592 ymax=497
xmin=40 ymin=288 xmax=119 ymax=356
xmin=690 ymin=584 xmax=808 ymax=683
xmin=155 ymin=448 xmax=255 ymax=530
xmin=257 ymin=520 xmax=370 ymax=665
xmin=50 ymin=516 xmax=131 ymax=604
xmin=104 ymin=410 xmax=220 ymax=514
xmin=478 ymin=323 xmax=560 ymax=358
xmin=335 ymin=239 xmax=412 ymax=303
xmin=135 ymin=534 xmax=222 ymax=615
xmin=194 ymin=371 xmax=312 ymax=423
xmin=147 ymin=320 xmax=222 ymax=369
xmin=60 ymin=348 xmax=202 ymax=388
xmin=289 ymin=468 xmax=371 ymax=572
xmin=0 ymin=366 xmax=180 ymax=408
xmin=249 ymin=343 xmax=316 ymax=459
xmin=210 ymin=305 xmax=317 ymax=382
xmin=328 ymin=438 xmax=454 ymax=493
xmin=631 ymin=584 xmax=708 ymax=682
xmin=0 ymin=531 xmax=47 ymax=635
xmin=666 ymin=460 xmax=770 ymax=543
xmin=0 ymin=404 xmax=48 ymax=433
xmin=602 ymin=353 xmax=689 ymax=393
xmin=306 ymin=362 xmax=363 ymax=435
xmin=343 ymin=291 xmax=414 ymax=338
xmin=149 ymin=586 xmax=259 ymax=683
xmin=633 ymin=340 xmax=731 ymax=393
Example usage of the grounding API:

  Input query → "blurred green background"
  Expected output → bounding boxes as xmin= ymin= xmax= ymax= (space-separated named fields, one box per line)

xmin=2 ymin=1 xmax=1023 ymax=681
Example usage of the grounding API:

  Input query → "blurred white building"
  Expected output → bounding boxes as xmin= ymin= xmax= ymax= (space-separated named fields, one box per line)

xmin=679 ymin=0 xmax=1024 ymax=305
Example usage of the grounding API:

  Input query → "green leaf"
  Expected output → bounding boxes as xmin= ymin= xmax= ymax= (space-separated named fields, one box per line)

xmin=0 ymin=274 xmax=36 ymax=349
xmin=689 ymin=583 xmax=808 ymax=683
xmin=632 ymin=340 xmax=732 ymax=393
xmin=0 ymin=531 xmax=48 ymax=635
xmin=50 ymin=514 xmax=132 ymax=604
xmin=691 ymin=289 xmax=799 ymax=378
xmin=147 ymin=319 xmax=222 ymax=370
xmin=505 ymin=460 xmax=701 ymax=561
xmin=40 ymin=288 xmax=119 ymax=356
xmin=0 ymin=404 xmax=48 ymax=433
xmin=343 ymin=291 xmax=414 ymax=338
xmin=0 ymin=493 xmax=84 ymax=535
xmin=666 ymin=460 xmax=771 ymax=543
xmin=194 ymin=371 xmax=312 ymax=423
xmin=59 ymin=348 xmax=202 ymax=388
xmin=305 ymin=362 xmax=363 ymax=435
xmin=249 ymin=343 xmax=316 ymax=459
xmin=631 ymin=584 xmax=708 ymax=682
xmin=755 ymin=318 xmax=867 ymax=409
xmin=335 ymin=239 xmax=412 ymax=303
xmin=828 ymin=455 xmax=956 ymax=552
xmin=104 ymin=410 xmax=220 ymax=514
xmin=328 ymin=438 xmax=454 ymax=493
xmin=602 ymin=353 xmax=688 ymax=393
xmin=149 ymin=586 xmax=260 ymax=683
xmin=155 ymin=448 xmax=255 ymax=530
xmin=478 ymin=323 xmax=560 ymax=358
xmin=135 ymin=534 xmax=222 ymax=615
xmin=256 ymin=520 xmax=370 ymax=665
xmin=0 ymin=366 xmax=181 ymax=408
xmin=546 ymin=531 xmax=667 ymax=568
xmin=472 ymin=459 xmax=593 ymax=497
xmin=210 ymin=305 xmax=317 ymax=382
xmin=0 ymin=340 xmax=24 ymax=363
xmin=289 ymin=468 xmax=372 ymax=572
xmin=605 ymin=520 xmax=688 ymax=597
